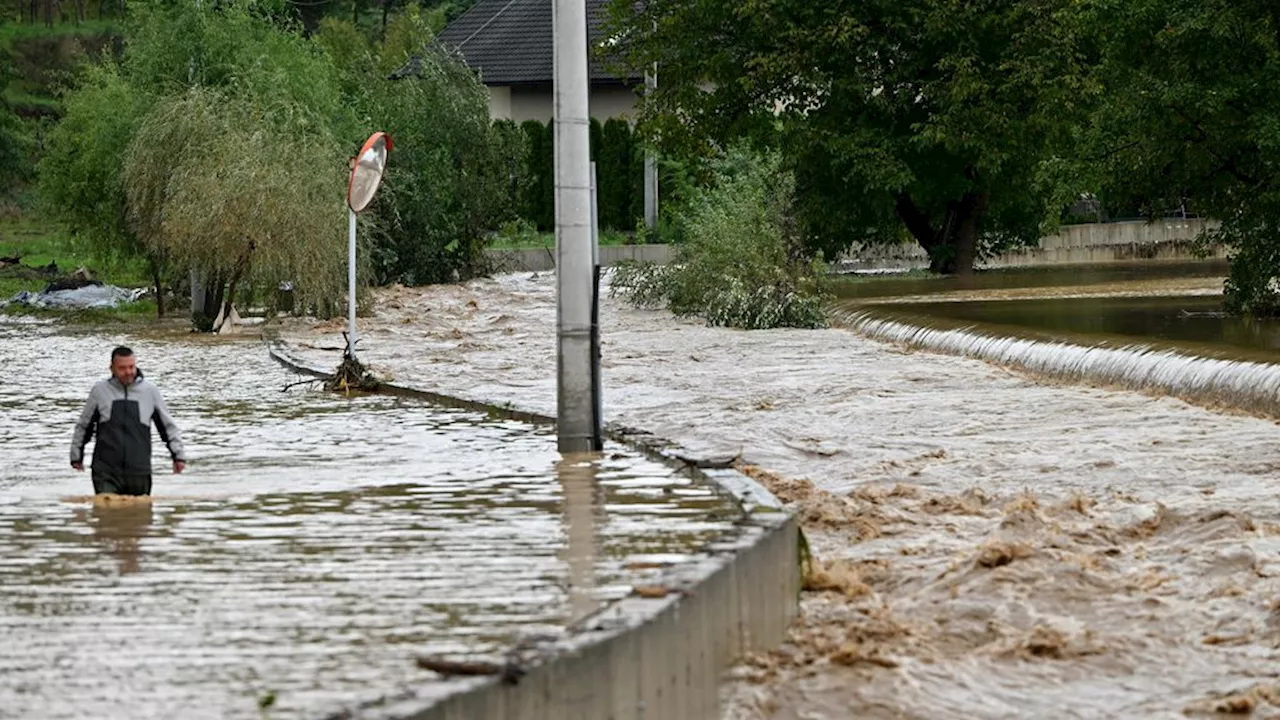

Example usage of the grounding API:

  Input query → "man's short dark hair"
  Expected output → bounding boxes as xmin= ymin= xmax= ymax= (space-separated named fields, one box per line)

xmin=111 ymin=346 xmax=134 ymax=362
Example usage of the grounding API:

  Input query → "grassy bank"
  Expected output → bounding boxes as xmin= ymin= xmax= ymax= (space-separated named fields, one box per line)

xmin=488 ymin=224 xmax=635 ymax=250
xmin=0 ymin=213 xmax=156 ymax=321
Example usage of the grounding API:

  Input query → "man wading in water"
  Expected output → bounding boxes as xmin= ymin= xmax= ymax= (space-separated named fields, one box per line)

xmin=70 ymin=346 xmax=186 ymax=496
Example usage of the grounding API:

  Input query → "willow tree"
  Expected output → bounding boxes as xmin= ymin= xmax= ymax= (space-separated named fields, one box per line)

xmin=41 ymin=0 xmax=354 ymax=326
xmin=123 ymin=88 xmax=348 ymax=331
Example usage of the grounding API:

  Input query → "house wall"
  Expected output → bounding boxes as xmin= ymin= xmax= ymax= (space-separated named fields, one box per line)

xmin=488 ymin=85 xmax=512 ymax=120
xmin=488 ymin=84 xmax=639 ymax=123
xmin=589 ymin=85 xmax=640 ymax=122
xmin=509 ymin=86 xmax=553 ymax=123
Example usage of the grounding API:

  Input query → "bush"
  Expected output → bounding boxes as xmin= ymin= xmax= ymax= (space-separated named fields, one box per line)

xmin=598 ymin=117 xmax=636 ymax=231
xmin=515 ymin=117 xmax=642 ymax=233
xmin=1220 ymin=213 xmax=1280 ymax=316
xmin=610 ymin=145 xmax=828 ymax=329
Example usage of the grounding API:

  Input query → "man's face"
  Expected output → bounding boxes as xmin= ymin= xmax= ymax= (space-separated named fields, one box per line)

xmin=110 ymin=354 xmax=137 ymax=386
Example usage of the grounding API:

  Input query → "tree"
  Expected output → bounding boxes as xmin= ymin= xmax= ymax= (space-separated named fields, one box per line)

xmin=605 ymin=0 xmax=1094 ymax=273
xmin=41 ymin=0 xmax=353 ymax=326
xmin=0 ymin=50 xmax=32 ymax=200
xmin=38 ymin=63 xmax=157 ymax=289
xmin=1085 ymin=0 xmax=1280 ymax=314
xmin=361 ymin=45 xmax=523 ymax=284
xmin=123 ymin=88 xmax=347 ymax=329
xmin=598 ymin=117 xmax=635 ymax=231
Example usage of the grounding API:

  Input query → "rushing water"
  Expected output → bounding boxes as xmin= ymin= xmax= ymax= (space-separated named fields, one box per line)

xmin=0 ymin=319 xmax=739 ymax=720
xmin=827 ymin=261 xmax=1280 ymax=417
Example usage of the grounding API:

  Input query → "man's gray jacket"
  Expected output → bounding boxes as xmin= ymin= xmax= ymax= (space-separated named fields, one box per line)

xmin=70 ymin=371 xmax=185 ymax=476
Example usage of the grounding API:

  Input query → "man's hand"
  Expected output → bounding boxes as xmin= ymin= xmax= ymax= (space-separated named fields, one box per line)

xmin=71 ymin=462 xmax=83 ymax=472
xmin=173 ymin=460 xmax=186 ymax=474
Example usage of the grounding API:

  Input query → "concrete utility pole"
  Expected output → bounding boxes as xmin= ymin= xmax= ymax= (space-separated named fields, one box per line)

xmin=553 ymin=0 xmax=602 ymax=453
xmin=643 ymin=66 xmax=659 ymax=230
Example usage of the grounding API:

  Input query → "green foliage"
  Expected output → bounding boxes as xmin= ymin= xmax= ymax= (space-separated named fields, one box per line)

xmin=38 ymin=0 xmax=523 ymax=324
xmin=515 ymin=117 xmax=642 ymax=233
xmin=1221 ymin=215 xmax=1280 ymax=316
xmin=37 ymin=63 xmax=146 ymax=260
xmin=611 ymin=145 xmax=827 ymax=329
xmin=605 ymin=0 xmax=1095 ymax=274
xmin=376 ymin=1 xmax=448 ymax=77
xmin=597 ymin=117 xmax=635 ymax=231
xmin=313 ymin=15 xmax=375 ymax=96
xmin=122 ymin=87 xmax=348 ymax=314
xmin=39 ymin=0 xmax=353 ymax=323
xmin=361 ymin=45 xmax=521 ymax=285
xmin=0 ymin=50 xmax=32 ymax=198
xmin=1083 ymin=0 xmax=1280 ymax=315
xmin=519 ymin=119 xmax=554 ymax=230
xmin=123 ymin=0 xmax=347 ymax=134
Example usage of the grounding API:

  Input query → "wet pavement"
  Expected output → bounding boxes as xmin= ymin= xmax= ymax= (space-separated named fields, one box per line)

xmin=0 ymin=319 xmax=739 ymax=720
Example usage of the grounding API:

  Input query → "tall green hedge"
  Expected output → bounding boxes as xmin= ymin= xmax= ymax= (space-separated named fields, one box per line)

xmin=519 ymin=116 xmax=639 ymax=233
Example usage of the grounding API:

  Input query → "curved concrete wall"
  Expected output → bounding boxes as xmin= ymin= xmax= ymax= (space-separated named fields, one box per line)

xmin=484 ymin=220 xmax=1224 ymax=275
xmin=835 ymin=218 xmax=1223 ymax=272
xmin=267 ymin=344 xmax=800 ymax=720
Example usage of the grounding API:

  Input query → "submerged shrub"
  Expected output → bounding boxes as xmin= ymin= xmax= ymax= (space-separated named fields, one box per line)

xmin=610 ymin=145 xmax=828 ymax=329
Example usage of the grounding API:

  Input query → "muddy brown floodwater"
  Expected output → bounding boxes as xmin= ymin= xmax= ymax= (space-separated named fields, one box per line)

xmin=0 ymin=318 xmax=740 ymax=720
xmin=276 ymin=269 xmax=1280 ymax=719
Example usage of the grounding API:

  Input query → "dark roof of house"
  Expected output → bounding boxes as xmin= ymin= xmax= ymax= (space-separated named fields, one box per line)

xmin=396 ymin=0 xmax=639 ymax=86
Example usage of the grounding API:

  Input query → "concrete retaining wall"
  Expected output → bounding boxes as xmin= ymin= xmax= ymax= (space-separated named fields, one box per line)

xmin=266 ymin=344 xmax=800 ymax=720
xmin=486 ymin=220 xmax=1222 ymax=274
xmin=486 ymin=245 xmax=675 ymax=273
xmin=836 ymin=218 xmax=1224 ymax=271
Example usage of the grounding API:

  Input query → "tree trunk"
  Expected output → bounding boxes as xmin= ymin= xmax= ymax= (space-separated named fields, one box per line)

xmin=150 ymin=262 xmax=165 ymax=318
xmin=952 ymin=190 xmax=988 ymax=277
xmin=212 ymin=245 xmax=254 ymax=333
xmin=894 ymin=189 xmax=987 ymax=275
xmin=217 ymin=271 xmax=243 ymax=333
xmin=895 ymin=192 xmax=950 ymax=272
xmin=192 ymin=272 xmax=225 ymax=332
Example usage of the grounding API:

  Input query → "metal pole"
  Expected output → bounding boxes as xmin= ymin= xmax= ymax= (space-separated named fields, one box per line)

xmin=643 ymin=65 xmax=658 ymax=231
xmin=589 ymin=161 xmax=603 ymax=450
xmin=553 ymin=0 xmax=598 ymax=453
xmin=347 ymin=206 xmax=358 ymax=361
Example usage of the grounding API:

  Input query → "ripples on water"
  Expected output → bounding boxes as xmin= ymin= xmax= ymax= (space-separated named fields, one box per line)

xmin=0 ymin=321 xmax=739 ymax=720
xmin=833 ymin=310 xmax=1280 ymax=417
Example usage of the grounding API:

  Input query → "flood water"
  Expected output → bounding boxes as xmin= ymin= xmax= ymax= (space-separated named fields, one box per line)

xmin=0 ymin=319 xmax=739 ymax=720
xmin=833 ymin=261 xmax=1280 ymax=363
xmin=833 ymin=260 xmax=1229 ymax=301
